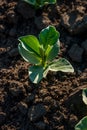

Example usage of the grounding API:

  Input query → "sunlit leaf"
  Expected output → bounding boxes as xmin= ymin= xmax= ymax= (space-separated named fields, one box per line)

xmin=75 ymin=116 xmax=87 ymax=130
xmin=49 ymin=58 xmax=74 ymax=72
xmin=29 ymin=65 xmax=43 ymax=84
xmin=23 ymin=0 xmax=56 ymax=8
xmin=23 ymin=0 xmax=36 ymax=5
xmin=39 ymin=25 xmax=60 ymax=49
xmin=18 ymin=43 xmax=41 ymax=64
xmin=18 ymin=26 xmax=74 ymax=84
xmin=46 ymin=40 xmax=60 ymax=62
xmin=18 ymin=35 xmax=40 ymax=55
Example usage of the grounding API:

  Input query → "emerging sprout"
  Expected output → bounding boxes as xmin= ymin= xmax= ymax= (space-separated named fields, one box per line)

xmin=18 ymin=25 xmax=74 ymax=84
xmin=23 ymin=0 xmax=56 ymax=8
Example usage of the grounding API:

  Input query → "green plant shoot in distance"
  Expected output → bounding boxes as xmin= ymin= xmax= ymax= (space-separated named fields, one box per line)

xmin=75 ymin=88 xmax=87 ymax=130
xmin=23 ymin=0 xmax=56 ymax=8
xmin=18 ymin=25 xmax=74 ymax=84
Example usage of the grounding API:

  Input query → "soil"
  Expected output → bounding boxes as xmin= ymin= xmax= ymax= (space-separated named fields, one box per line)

xmin=0 ymin=0 xmax=87 ymax=130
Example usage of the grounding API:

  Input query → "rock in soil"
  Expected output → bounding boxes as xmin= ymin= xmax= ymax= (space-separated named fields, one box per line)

xmin=28 ymin=104 xmax=46 ymax=122
xmin=64 ymin=86 xmax=87 ymax=116
xmin=35 ymin=121 xmax=46 ymax=130
xmin=81 ymin=40 xmax=87 ymax=55
xmin=0 ymin=112 xmax=6 ymax=125
xmin=68 ymin=44 xmax=84 ymax=62
xmin=35 ymin=15 xmax=51 ymax=30
xmin=17 ymin=101 xmax=28 ymax=115
xmin=16 ymin=1 xmax=35 ymax=19
xmin=61 ymin=11 xmax=87 ymax=35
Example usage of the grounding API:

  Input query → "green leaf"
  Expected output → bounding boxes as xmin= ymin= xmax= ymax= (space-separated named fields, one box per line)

xmin=75 ymin=116 xmax=87 ymax=130
xmin=43 ymin=0 xmax=56 ymax=4
xmin=18 ymin=43 xmax=41 ymax=64
xmin=39 ymin=25 xmax=60 ymax=49
xmin=46 ymin=40 xmax=60 ymax=62
xmin=82 ymin=88 xmax=87 ymax=105
xmin=29 ymin=65 xmax=43 ymax=84
xmin=23 ymin=0 xmax=36 ymax=5
xmin=18 ymin=35 xmax=40 ymax=55
xmin=23 ymin=0 xmax=56 ymax=7
xmin=49 ymin=58 xmax=74 ymax=72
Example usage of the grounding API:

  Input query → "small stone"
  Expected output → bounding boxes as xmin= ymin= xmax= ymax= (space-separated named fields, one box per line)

xmin=35 ymin=16 xmax=51 ymax=30
xmin=81 ymin=40 xmax=87 ymax=55
xmin=8 ymin=48 xmax=19 ymax=57
xmin=0 ymin=112 xmax=6 ymax=125
xmin=17 ymin=2 xmax=35 ymax=19
xmin=18 ymin=101 xmax=28 ymax=115
xmin=64 ymin=86 xmax=87 ymax=114
xmin=61 ymin=11 xmax=87 ymax=35
xmin=9 ymin=28 xmax=16 ymax=37
xmin=68 ymin=44 xmax=83 ymax=62
xmin=28 ymin=104 xmax=46 ymax=122
xmin=35 ymin=121 xmax=46 ymax=130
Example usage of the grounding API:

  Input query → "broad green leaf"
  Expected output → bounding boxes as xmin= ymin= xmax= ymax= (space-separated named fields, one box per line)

xmin=23 ymin=0 xmax=56 ymax=7
xmin=49 ymin=58 xmax=74 ymax=72
xmin=23 ymin=0 xmax=36 ymax=5
xmin=46 ymin=40 xmax=60 ymax=62
xmin=82 ymin=88 xmax=87 ymax=105
xmin=39 ymin=26 xmax=60 ymax=49
xmin=43 ymin=0 xmax=56 ymax=4
xmin=75 ymin=116 xmax=87 ymax=130
xmin=18 ymin=35 xmax=40 ymax=55
xmin=39 ymin=46 xmax=45 ymax=58
xmin=29 ymin=65 xmax=43 ymax=84
xmin=18 ymin=43 xmax=41 ymax=64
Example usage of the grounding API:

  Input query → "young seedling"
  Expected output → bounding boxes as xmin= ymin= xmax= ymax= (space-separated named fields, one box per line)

xmin=23 ymin=0 xmax=56 ymax=8
xmin=75 ymin=88 xmax=87 ymax=130
xmin=18 ymin=25 xmax=74 ymax=84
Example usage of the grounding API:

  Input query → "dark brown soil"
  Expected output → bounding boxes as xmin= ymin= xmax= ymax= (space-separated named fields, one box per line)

xmin=0 ymin=0 xmax=87 ymax=130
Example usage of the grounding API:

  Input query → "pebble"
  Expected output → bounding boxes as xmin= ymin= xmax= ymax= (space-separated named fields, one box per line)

xmin=61 ymin=12 xmax=87 ymax=35
xmin=35 ymin=121 xmax=46 ymax=130
xmin=35 ymin=16 xmax=51 ymax=30
xmin=81 ymin=40 xmax=87 ymax=55
xmin=17 ymin=1 xmax=35 ymax=19
xmin=68 ymin=44 xmax=84 ymax=62
xmin=28 ymin=104 xmax=46 ymax=122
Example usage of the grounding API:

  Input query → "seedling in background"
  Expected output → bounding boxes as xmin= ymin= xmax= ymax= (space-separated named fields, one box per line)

xmin=18 ymin=25 xmax=74 ymax=84
xmin=75 ymin=88 xmax=87 ymax=130
xmin=23 ymin=0 xmax=56 ymax=8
